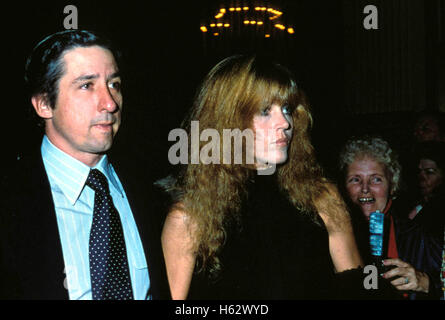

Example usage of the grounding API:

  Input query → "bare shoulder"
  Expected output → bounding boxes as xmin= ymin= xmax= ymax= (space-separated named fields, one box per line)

xmin=315 ymin=182 xmax=351 ymax=233
xmin=161 ymin=204 xmax=197 ymax=299
xmin=164 ymin=203 xmax=191 ymax=227
xmin=315 ymin=184 xmax=363 ymax=269
xmin=162 ymin=203 xmax=197 ymax=252
xmin=163 ymin=204 xmax=189 ymax=231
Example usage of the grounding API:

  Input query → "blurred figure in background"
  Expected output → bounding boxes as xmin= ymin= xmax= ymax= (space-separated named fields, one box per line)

xmin=441 ymin=230 xmax=445 ymax=300
xmin=413 ymin=110 xmax=445 ymax=143
xmin=400 ymin=110 xmax=444 ymax=208
xmin=397 ymin=141 xmax=445 ymax=299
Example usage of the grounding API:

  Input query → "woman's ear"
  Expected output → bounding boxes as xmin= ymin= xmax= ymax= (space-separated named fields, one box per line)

xmin=31 ymin=94 xmax=53 ymax=119
xmin=389 ymin=182 xmax=397 ymax=199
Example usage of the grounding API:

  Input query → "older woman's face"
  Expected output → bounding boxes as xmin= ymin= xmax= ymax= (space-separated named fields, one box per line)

xmin=418 ymin=158 xmax=443 ymax=199
xmin=345 ymin=156 xmax=392 ymax=218
xmin=252 ymin=104 xmax=293 ymax=166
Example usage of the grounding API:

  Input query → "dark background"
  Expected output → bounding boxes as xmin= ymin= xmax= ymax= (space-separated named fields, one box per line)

xmin=3 ymin=0 xmax=444 ymax=181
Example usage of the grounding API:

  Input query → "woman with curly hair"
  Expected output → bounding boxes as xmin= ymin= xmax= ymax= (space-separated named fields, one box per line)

xmin=160 ymin=55 xmax=363 ymax=299
xmin=338 ymin=136 xmax=439 ymax=298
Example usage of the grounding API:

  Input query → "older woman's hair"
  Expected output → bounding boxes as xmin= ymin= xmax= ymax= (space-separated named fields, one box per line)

xmin=171 ymin=55 xmax=333 ymax=276
xmin=339 ymin=136 xmax=402 ymax=195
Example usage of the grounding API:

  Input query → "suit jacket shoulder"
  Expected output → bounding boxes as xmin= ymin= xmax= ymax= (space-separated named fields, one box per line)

xmin=0 ymin=147 xmax=67 ymax=299
xmin=0 ymin=146 xmax=171 ymax=300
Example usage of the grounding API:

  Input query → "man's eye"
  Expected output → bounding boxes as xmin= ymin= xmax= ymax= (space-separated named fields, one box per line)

xmin=80 ymin=82 xmax=92 ymax=90
xmin=109 ymin=81 xmax=121 ymax=91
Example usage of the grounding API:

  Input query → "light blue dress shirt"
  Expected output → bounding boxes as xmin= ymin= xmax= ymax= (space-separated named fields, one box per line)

xmin=41 ymin=136 xmax=150 ymax=300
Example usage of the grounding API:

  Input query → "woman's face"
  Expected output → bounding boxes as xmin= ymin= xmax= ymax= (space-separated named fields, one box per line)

xmin=345 ymin=156 xmax=392 ymax=218
xmin=252 ymin=103 xmax=293 ymax=166
xmin=418 ymin=158 xmax=443 ymax=199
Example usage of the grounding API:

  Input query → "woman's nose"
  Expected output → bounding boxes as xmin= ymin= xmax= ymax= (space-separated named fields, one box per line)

xmin=361 ymin=182 xmax=369 ymax=193
xmin=273 ymin=109 xmax=290 ymax=130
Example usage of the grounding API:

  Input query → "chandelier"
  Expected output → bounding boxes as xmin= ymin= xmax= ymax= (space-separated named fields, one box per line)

xmin=200 ymin=4 xmax=294 ymax=38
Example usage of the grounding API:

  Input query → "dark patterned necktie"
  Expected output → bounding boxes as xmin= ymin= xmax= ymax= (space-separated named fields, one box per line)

xmin=86 ymin=169 xmax=133 ymax=300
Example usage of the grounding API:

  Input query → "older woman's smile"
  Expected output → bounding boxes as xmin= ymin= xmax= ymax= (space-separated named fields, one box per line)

xmin=345 ymin=156 xmax=392 ymax=218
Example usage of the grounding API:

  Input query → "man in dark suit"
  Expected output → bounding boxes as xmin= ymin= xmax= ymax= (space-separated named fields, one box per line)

xmin=0 ymin=30 xmax=170 ymax=300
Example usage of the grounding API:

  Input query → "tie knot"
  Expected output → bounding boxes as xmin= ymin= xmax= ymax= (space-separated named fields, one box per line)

xmin=86 ymin=169 xmax=110 ymax=194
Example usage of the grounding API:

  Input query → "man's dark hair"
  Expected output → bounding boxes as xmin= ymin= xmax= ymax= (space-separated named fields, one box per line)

xmin=25 ymin=30 xmax=121 ymax=123
xmin=413 ymin=141 xmax=445 ymax=172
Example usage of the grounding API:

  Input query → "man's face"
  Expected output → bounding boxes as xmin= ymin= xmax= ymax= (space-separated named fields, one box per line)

xmin=44 ymin=46 xmax=122 ymax=165
xmin=414 ymin=116 xmax=441 ymax=142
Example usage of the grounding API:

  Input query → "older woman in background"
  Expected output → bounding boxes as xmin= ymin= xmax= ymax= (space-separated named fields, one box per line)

xmin=339 ymin=136 xmax=434 ymax=298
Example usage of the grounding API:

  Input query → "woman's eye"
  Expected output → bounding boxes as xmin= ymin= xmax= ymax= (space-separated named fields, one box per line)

xmin=371 ymin=176 xmax=382 ymax=183
xmin=282 ymin=105 xmax=292 ymax=115
xmin=348 ymin=177 xmax=360 ymax=183
xmin=260 ymin=107 xmax=270 ymax=116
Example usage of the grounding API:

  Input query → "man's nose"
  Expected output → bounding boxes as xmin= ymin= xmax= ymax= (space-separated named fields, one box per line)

xmin=98 ymin=86 xmax=119 ymax=113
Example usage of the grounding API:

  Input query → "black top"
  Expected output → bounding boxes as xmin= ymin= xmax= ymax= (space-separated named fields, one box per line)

xmin=395 ymin=191 xmax=445 ymax=300
xmin=188 ymin=174 xmax=335 ymax=299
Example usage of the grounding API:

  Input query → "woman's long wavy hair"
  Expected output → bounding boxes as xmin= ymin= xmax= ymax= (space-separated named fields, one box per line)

xmin=173 ymin=55 xmax=330 ymax=277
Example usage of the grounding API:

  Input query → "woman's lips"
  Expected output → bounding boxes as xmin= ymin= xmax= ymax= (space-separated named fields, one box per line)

xmin=359 ymin=197 xmax=375 ymax=203
xmin=274 ymin=138 xmax=289 ymax=146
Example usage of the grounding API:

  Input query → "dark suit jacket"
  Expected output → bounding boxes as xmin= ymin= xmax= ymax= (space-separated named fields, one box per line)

xmin=0 ymin=145 xmax=171 ymax=300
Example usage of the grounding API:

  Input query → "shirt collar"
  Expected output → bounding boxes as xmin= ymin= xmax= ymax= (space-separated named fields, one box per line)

xmin=41 ymin=135 xmax=123 ymax=206
xmin=94 ymin=152 xmax=123 ymax=198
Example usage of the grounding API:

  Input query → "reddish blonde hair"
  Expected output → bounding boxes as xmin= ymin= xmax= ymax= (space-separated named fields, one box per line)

xmin=174 ymin=55 xmax=334 ymax=276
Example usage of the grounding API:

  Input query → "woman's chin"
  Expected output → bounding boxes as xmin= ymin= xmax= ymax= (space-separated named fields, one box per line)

xmin=258 ymin=152 xmax=288 ymax=166
xmin=362 ymin=210 xmax=372 ymax=219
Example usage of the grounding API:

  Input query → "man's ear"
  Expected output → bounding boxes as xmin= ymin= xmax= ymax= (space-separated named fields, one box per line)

xmin=31 ymin=94 xmax=53 ymax=119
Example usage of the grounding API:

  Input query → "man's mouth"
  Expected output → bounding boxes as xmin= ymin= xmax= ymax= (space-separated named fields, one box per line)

xmin=93 ymin=122 xmax=114 ymax=132
xmin=359 ymin=197 xmax=375 ymax=203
